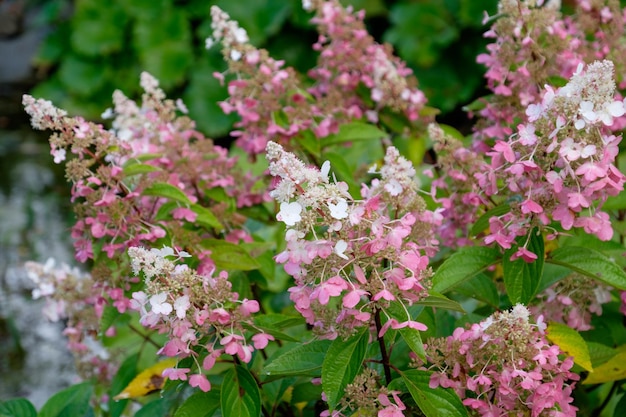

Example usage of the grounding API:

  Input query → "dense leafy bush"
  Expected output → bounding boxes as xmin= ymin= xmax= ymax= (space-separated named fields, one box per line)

xmin=6 ymin=0 xmax=626 ymax=416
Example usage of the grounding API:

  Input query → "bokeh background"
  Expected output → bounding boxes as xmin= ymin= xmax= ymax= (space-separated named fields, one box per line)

xmin=0 ymin=0 xmax=497 ymax=406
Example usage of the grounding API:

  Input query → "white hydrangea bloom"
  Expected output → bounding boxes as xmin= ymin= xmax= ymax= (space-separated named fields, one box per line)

xmin=334 ymin=240 xmax=349 ymax=260
xmin=328 ymin=198 xmax=348 ymax=219
xmin=277 ymin=201 xmax=303 ymax=226
xmin=150 ymin=292 xmax=173 ymax=316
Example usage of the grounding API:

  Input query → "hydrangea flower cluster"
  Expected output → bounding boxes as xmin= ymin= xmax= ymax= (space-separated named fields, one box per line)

xmin=127 ymin=245 xmax=272 ymax=392
xmin=208 ymin=0 xmax=430 ymax=156
xmin=422 ymin=305 xmax=579 ymax=416
xmin=474 ymin=0 xmax=626 ymax=144
xmin=425 ymin=124 xmax=490 ymax=248
xmin=474 ymin=0 xmax=576 ymax=142
xmin=479 ymin=60 xmax=625 ymax=253
xmin=530 ymin=273 xmax=613 ymax=331
xmin=24 ymin=259 xmax=116 ymax=384
xmin=266 ymin=141 xmax=439 ymax=339
xmin=207 ymin=6 xmax=310 ymax=154
xmin=23 ymin=73 xmax=264 ymax=275
xmin=322 ymin=368 xmax=407 ymax=417
xmin=306 ymin=0 xmax=428 ymax=124
xmin=432 ymin=60 xmax=626 ymax=257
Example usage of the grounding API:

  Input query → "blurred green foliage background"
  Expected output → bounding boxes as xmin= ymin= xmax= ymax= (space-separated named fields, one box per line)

xmin=30 ymin=0 xmax=498 ymax=138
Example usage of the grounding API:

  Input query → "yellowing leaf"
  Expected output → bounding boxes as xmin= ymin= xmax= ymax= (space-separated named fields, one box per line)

xmin=281 ymin=386 xmax=293 ymax=403
xmin=546 ymin=322 xmax=592 ymax=372
xmin=583 ymin=345 xmax=626 ymax=385
xmin=113 ymin=358 xmax=177 ymax=400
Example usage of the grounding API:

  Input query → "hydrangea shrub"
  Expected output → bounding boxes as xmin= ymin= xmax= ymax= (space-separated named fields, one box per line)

xmin=14 ymin=0 xmax=626 ymax=416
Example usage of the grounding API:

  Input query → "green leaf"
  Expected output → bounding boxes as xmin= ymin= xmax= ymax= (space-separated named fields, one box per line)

xmin=58 ymin=54 xmax=107 ymax=96
xmin=108 ymin=354 xmax=139 ymax=417
xmin=263 ymin=378 xmax=297 ymax=411
xmin=119 ymin=0 xmax=168 ymax=18
xmin=416 ymin=293 xmax=465 ymax=313
xmin=174 ymin=390 xmax=221 ymax=417
xmin=250 ymin=314 xmax=305 ymax=342
xmin=142 ymin=182 xmax=191 ymax=205
xmin=470 ymin=204 xmax=510 ymax=237
xmin=264 ymin=340 xmax=332 ymax=377
xmin=462 ymin=95 xmax=488 ymax=112
xmin=322 ymin=327 xmax=370 ymax=410
xmin=38 ymin=382 xmax=94 ymax=417
xmin=133 ymin=9 xmax=191 ymax=50
xmin=614 ymin=389 xmax=626 ymax=414
xmin=394 ymin=133 xmax=428 ymax=166
xmin=502 ymin=229 xmax=544 ymax=304
xmin=432 ymin=246 xmax=500 ymax=293
xmin=537 ymin=263 xmax=571 ymax=293
xmin=135 ymin=398 xmax=171 ymax=417
xmin=401 ymin=370 xmax=468 ymax=417
xmin=133 ymin=10 xmax=192 ymax=88
xmin=191 ymin=204 xmax=223 ymax=230
xmin=0 ymin=398 xmax=36 ymax=417
xmin=385 ymin=3 xmax=458 ymax=67
xmin=321 ymin=122 xmax=387 ymax=147
xmin=296 ymin=130 xmax=321 ymax=161
xmin=71 ymin=0 xmax=127 ymax=56
xmin=154 ymin=201 xmax=179 ymax=222
xmin=201 ymin=240 xmax=260 ymax=271
xmin=122 ymin=162 xmax=161 ymax=177
xmin=183 ymin=50 xmax=234 ymax=138
xmin=339 ymin=0 xmax=387 ymax=16
xmin=457 ymin=0 xmax=498 ymax=27
xmin=399 ymin=326 xmax=425 ymax=360
xmin=547 ymin=246 xmax=626 ymax=290
xmin=379 ymin=107 xmax=411 ymax=134
xmin=454 ymin=273 xmax=499 ymax=307
xmin=221 ymin=366 xmax=262 ymax=417
xmin=290 ymin=381 xmax=323 ymax=406
xmin=603 ymin=189 xmax=626 ymax=210
xmin=546 ymin=322 xmax=592 ymax=372
xmin=583 ymin=345 xmax=626 ymax=384
xmin=35 ymin=25 xmax=69 ymax=65
xmin=140 ymin=41 xmax=193 ymax=88
xmin=586 ymin=342 xmax=617 ymax=368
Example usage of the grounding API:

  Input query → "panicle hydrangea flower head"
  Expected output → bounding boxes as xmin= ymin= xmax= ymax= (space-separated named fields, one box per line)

xmin=207 ymin=6 xmax=249 ymax=54
xmin=323 ymin=368 xmax=406 ymax=417
xmin=474 ymin=0 xmax=573 ymax=142
xmin=433 ymin=60 xmax=625 ymax=256
xmin=24 ymin=259 xmax=118 ymax=384
xmin=207 ymin=7 xmax=310 ymax=155
xmin=422 ymin=304 xmax=579 ymax=416
xmin=474 ymin=0 xmax=626 ymax=143
xmin=126 ymin=246 xmax=271 ymax=391
xmin=22 ymin=95 xmax=68 ymax=130
xmin=480 ymin=60 xmax=625 ymax=250
xmin=307 ymin=0 xmax=428 ymax=123
xmin=530 ymin=273 xmax=613 ymax=331
xmin=211 ymin=1 xmax=430 ymax=156
xmin=425 ymin=124 xmax=491 ymax=248
xmin=266 ymin=141 xmax=437 ymax=339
